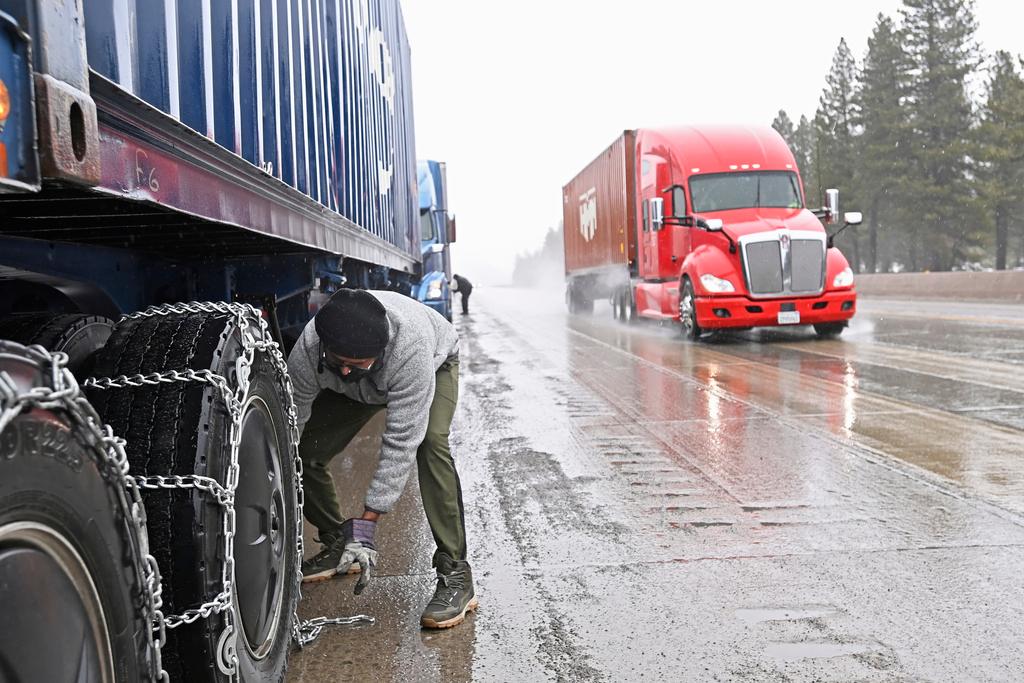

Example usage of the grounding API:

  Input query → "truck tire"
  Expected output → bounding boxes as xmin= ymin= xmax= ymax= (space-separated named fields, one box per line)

xmin=612 ymin=289 xmax=634 ymax=323
xmin=0 ymin=313 xmax=114 ymax=375
xmin=623 ymin=289 xmax=637 ymax=324
xmin=813 ymin=322 xmax=846 ymax=338
xmin=571 ymin=290 xmax=593 ymax=315
xmin=679 ymin=280 xmax=702 ymax=340
xmin=0 ymin=342 xmax=155 ymax=682
xmin=87 ymin=308 xmax=300 ymax=682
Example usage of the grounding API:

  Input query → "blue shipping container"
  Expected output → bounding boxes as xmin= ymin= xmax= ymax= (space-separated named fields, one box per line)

xmin=83 ymin=0 xmax=419 ymax=261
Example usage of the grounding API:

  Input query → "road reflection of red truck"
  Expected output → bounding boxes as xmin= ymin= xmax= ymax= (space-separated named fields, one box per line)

xmin=562 ymin=126 xmax=862 ymax=339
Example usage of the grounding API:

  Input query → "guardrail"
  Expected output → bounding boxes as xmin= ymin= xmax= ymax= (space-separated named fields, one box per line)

xmin=855 ymin=271 xmax=1024 ymax=302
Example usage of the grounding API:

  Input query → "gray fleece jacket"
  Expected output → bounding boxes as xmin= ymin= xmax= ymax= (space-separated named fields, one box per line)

xmin=287 ymin=290 xmax=459 ymax=512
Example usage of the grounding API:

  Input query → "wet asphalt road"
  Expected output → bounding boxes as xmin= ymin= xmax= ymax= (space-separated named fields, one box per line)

xmin=287 ymin=290 xmax=1024 ymax=682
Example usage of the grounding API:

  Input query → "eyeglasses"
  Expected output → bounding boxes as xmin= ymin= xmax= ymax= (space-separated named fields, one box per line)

xmin=319 ymin=344 xmax=375 ymax=374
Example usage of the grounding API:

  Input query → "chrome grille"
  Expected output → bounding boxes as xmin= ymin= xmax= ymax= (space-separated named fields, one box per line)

xmin=790 ymin=239 xmax=825 ymax=292
xmin=741 ymin=231 xmax=825 ymax=298
xmin=745 ymin=241 xmax=783 ymax=294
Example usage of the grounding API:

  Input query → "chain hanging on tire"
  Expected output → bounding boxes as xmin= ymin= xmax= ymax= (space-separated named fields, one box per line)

xmin=0 ymin=346 xmax=170 ymax=682
xmin=84 ymin=301 xmax=371 ymax=679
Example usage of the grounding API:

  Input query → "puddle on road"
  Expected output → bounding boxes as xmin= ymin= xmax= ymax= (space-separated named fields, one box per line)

xmin=765 ymin=641 xmax=875 ymax=662
xmin=735 ymin=606 xmax=839 ymax=624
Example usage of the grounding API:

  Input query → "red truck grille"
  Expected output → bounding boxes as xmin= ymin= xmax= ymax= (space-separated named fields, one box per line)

xmin=742 ymin=233 xmax=825 ymax=298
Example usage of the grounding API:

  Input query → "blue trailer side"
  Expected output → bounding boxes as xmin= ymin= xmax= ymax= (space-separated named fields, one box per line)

xmin=0 ymin=0 xmax=422 ymax=337
xmin=415 ymin=159 xmax=456 ymax=320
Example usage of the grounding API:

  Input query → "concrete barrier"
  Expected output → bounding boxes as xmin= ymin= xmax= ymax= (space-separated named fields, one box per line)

xmin=855 ymin=271 xmax=1024 ymax=302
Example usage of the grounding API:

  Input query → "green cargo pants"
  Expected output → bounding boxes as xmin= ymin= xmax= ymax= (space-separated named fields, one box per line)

xmin=298 ymin=358 xmax=466 ymax=564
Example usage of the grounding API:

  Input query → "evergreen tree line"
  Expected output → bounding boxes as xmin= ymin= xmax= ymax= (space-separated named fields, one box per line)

xmin=773 ymin=0 xmax=1024 ymax=273
xmin=512 ymin=222 xmax=564 ymax=287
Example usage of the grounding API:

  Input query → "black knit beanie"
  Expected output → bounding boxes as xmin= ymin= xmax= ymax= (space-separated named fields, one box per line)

xmin=314 ymin=289 xmax=389 ymax=358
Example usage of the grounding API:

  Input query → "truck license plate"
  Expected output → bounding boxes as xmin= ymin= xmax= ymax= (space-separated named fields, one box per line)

xmin=777 ymin=311 xmax=801 ymax=325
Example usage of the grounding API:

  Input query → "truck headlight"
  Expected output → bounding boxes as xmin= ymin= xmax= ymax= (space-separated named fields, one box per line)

xmin=699 ymin=273 xmax=735 ymax=293
xmin=426 ymin=282 xmax=444 ymax=300
xmin=832 ymin=267 xmax=854 ymax=288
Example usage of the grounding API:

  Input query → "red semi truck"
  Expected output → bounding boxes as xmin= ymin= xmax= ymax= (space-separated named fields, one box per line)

xmin=562 ymin=126 xmax=862 ymax=339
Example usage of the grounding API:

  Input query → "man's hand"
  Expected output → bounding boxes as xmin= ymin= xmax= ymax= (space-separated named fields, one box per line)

xmin=340 ymin=518 xmax=378 ymax=594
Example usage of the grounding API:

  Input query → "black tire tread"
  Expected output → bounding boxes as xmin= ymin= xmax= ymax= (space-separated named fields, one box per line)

xmin=88 ymin=310 xmax=298 ymax=682
xmin=0 ymin=313 xmax=112 ymax=361
xmin=89 ymin=312 xmax=232 ymax=681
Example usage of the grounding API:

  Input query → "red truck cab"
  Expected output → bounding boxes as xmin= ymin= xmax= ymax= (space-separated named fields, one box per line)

xmin=563 ymin=126 xmax=861 ymax=338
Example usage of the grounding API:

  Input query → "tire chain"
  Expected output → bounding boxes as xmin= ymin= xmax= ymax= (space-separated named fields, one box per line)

xmin=0 ymin=345 xmax=171 ymax=682
xmin=84 ymin=301 xmax=371 ymax=680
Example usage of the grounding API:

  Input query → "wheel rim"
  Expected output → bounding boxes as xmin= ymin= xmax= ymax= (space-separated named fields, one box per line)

xmin=681 ymin=288 xmax=696 ymax=336
xmin=0 ymin=521 xmax=114 ymax=683
xmin=234 ymin=395 xmax=287 ymax=660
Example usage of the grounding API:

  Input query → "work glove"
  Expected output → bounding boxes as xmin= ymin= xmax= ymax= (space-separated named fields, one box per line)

xmin=339 ymin=518 xmax=378 ymax=595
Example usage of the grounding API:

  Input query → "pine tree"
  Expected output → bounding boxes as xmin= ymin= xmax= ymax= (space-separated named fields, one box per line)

xmin=900 ymin=0 xmax=984 ymax=270
xmin=771 ymin=110 xmax=817 ymax=205
xmin=856 ymin=14 xmax=914 ymax=272
xmin=976 ymin=52 xmax=1024 ymax=270
xmin=771 ymin=110 xmax=795 ymax=140
xmin=814 ymin=39 xmax=862 ymax=270
xmin=794 ymin=115 xmax=818 ymax=208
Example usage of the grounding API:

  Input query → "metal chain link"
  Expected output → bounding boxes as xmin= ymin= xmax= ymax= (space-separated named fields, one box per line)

xmin=293 ymin=615 xmax=376 ymax=647
xmin=85 ymin=301 xmax=369 ymax=679
xmin=0 ymin=346 xmax=170 ymax=682
xmin=0 ymin=300 xmax=374 ymax=683
xmin=2 ymin=301 xmax=372 ymax=683
xmin=85 ymin=302 xmax=270 ymax=679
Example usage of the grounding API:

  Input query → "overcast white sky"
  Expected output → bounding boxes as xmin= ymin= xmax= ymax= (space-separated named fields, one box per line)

xmin=402 ymin=1 xmax=1023 ymax=285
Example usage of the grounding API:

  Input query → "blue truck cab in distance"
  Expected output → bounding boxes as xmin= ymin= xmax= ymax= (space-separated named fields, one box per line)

xmin=416 ymin=159 xmax=456 ymax=321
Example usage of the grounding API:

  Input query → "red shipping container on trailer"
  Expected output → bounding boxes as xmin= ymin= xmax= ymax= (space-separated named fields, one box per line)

xmin=562 ymin=131 xmax=637 ymax=274
xmin=561 ymin=131 xmax=637 ymax=314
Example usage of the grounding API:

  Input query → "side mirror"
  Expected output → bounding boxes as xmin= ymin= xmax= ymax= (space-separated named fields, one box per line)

xmin=447 ymin=215 xmax=457 ymax=243
xmin=695 ymin=217 xmax=734 ymax=252
xmin=827 ymin=210 xmax=862 ymax=248
xmin=824 ymin=188 xmax=839 ymax=224
xmin=650 ymin=197 xmax=664 ymax=230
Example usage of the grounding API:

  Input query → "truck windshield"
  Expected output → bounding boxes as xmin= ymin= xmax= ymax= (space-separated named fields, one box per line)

xmin=420 ymin=209 xmax=436 ymax=241
xmin=689 ymin=171 xmax=803 ymax=213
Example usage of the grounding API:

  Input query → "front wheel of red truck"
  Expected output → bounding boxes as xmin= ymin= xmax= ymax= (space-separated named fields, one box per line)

xmin=814 ymin=322 xmax=847 ymax=339
xmin=679 ymin=280 xmax=702 ymax=341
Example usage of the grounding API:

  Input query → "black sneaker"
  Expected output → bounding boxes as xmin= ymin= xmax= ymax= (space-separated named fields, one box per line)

xmin=420 ymin=554 xmax=478 ymax=629
xmin=301 ymin=532 xmax=348 ymax=582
